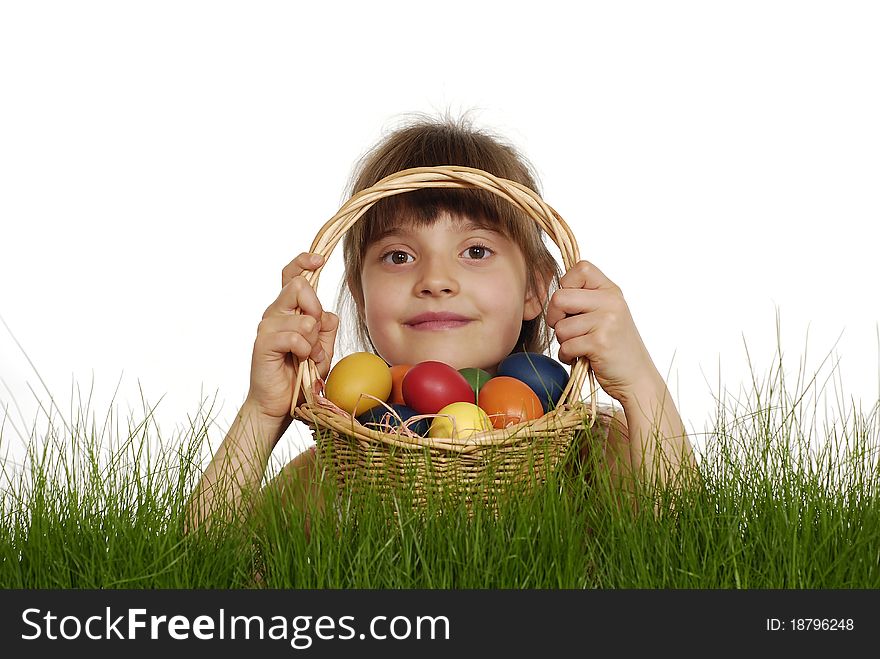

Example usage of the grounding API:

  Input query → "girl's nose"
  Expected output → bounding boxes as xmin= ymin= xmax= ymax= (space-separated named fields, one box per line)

xmin=413 ymin=256 xmax=459 ymax=297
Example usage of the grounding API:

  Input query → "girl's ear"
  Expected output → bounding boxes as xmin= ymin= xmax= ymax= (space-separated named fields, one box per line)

xmin=522 ymin=271 xmax=552 ymax=322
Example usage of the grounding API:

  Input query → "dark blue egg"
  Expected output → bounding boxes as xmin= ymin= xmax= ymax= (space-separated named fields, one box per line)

xmin=356 ymin=403 xmax=430 ymax=436
xmin=497 ymin=352 xmax=570 ymax=413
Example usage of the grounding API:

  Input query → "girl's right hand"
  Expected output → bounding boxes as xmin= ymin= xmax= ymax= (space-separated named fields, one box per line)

xmin=245 ymin=252 xmax=340 ymax=422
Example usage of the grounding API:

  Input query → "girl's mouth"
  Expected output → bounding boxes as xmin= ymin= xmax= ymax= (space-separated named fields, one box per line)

xmin=404 ymin=312 xmax=474 ymax=331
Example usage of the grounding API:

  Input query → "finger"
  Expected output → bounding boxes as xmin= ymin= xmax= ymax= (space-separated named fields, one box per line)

xmin=559 ymin=260 xmax=618 ymax=291
xmin=259 ymin=312 xmax=337 ymax=365
xmin=265 ymin=275 xmax=324 ymax=318
xmin=316 ymin=311 xmax=340 ymax=363
xmin=308 ymin=340 xmax=326 ymax=364
xmin=318 ymin=311 xmax=340 ymax=337
xmin=291 ymin=277 xmax=326 ymax=320
xmin=281 ymin=252 xmax=325 ymax=288
xmin=259 ymin=314 xmax=321 ymax=347
xmin=552 ymin=312 xmax=597 ymax=345
xmin=545 ymin=288 xmax=603 ymax=328
xmin=557 ymin=335 xmax=594 ymax=366
xmin=261 ymin=320 xmax=324 ymax=363
xmin=294 ymin=310 xmax=335 ymax=365
xmin=255 ymin=330 xmax=316 ymax=363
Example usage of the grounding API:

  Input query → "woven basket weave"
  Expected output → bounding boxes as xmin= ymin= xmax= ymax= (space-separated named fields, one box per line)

xmin=292 ymin=165 xmax=597 ymax=509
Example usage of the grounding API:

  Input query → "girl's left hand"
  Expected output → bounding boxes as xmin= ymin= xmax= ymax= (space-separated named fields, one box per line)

xmin=546 ymin=260 xmax=660 ymax=406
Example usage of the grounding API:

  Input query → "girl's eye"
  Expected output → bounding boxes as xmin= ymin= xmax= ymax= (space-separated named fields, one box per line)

xmin=462 ymin=244 xmax=493 ymax=260
xmin=381 ymin=250 xmax=414 ymax=265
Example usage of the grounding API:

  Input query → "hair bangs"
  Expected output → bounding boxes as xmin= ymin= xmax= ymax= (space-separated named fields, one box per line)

xmin=358 ymin=186 xmax=538 ymax=248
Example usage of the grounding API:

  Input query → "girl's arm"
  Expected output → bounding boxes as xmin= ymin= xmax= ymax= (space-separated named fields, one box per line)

xmin=547 ymin=260 xmax=699 ymax=499
xmin=607 ymin=371 xmax=698 ymax=496
xmin=185 ymin=402 xmax=290 ymax=531
xmin=185 ymin=252 xmax=338 ymax=532
xmin=262 ymin=445 xmax=333 ymax=540
xmin=620 ymin=371 xmax=697 ymax=485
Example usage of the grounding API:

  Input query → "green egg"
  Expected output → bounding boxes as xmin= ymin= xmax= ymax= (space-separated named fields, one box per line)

xmin=458 ymin=367 xmax=493 ymax=402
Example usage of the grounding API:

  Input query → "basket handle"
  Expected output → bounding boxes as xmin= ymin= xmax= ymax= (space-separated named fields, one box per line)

xmin=291 ymin=165 xmax=597 ymax=419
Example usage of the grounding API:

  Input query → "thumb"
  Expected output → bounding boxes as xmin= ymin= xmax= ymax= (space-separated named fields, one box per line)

xmin=314 ymin=312 xmax=340 ymax=376
xmin=319 ymin=311 xmax=340 ymax=342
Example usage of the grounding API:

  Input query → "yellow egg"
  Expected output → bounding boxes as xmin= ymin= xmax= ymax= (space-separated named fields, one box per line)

xmin=429 ymin=402 xmax=493 ymax=440
xmin=324 ymin=352 xmax=392 ymax=416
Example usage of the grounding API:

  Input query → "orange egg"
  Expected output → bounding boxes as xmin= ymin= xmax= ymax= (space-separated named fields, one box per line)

xmin=389 ymin=364 xmax=413 ymax=406
xmin=477 ymin=376 xmax=544 ymax=429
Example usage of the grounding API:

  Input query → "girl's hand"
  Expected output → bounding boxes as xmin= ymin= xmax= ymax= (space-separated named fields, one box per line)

xmin=245 ymin=252 xmax=339 ymax=421
xmin=546 ymin=260 xmax=660 ymax=406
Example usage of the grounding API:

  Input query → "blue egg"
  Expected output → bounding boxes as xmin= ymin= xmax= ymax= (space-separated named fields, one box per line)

xmin=356 ymin=403 xmax=430 ymax=436
xmin=497 ymin=352 xmax=570 ymax=413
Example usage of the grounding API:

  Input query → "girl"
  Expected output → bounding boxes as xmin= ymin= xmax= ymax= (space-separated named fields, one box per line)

xmin=186 ymin=113 xmax=698 ymax=530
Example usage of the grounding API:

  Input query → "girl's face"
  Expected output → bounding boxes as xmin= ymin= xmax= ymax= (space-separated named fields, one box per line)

xmin=360 ymin=213 xmax=544 ymax=372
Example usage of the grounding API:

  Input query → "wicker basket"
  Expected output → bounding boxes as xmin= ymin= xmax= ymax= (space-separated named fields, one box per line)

xmin=291 ymin=165 xmax=597 ymax=510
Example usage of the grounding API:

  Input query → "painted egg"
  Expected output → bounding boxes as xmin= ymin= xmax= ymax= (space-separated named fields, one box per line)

xmin=458 ymin=367 xmax=492 ymax=399
xmin=477 ymin=376 xmax=544 ymax=429
xmin=356 ymin=403 xmax=430 ymax=436
xmin=429 ymin=402 xmax=493 ymax=440
xmin=402 ymin=361 xmax=474 ymax=415
xmin=324 ymin=351 xmax=392 ymax=416
xmin=497 ymin=352 xmax=570 ymax=413
xmin=388 ymin=364 xmax=413 ymax=406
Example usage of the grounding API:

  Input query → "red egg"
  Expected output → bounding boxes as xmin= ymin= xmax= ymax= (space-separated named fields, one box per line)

xmin=389 ymin=364 xmax=413 ymax=406
xmin=402 ymin=361 xmax=474 ymax=415
xmin=477 ymin=376 xmax=544 ymax=429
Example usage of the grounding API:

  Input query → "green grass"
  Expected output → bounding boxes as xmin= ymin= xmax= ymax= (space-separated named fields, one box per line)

xmin=1 ymin=338 xmax=879 ymax=588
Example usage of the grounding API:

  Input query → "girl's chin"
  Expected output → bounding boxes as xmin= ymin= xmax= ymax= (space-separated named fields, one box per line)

xmin=375 ymin=333 xmax=511 ymax=370
xmin=397 ymin=350 xmax=501 ymax=372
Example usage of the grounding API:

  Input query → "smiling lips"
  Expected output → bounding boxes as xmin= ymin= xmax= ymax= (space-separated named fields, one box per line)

xmin=404 ymin=312 xmax=473 ymax=330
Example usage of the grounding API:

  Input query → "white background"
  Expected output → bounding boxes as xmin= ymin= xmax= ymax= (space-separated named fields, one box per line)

xmin=1 ymin=1 xmax=878 ymax=473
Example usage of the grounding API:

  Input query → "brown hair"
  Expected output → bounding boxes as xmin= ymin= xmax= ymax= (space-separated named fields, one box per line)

xmin=335 ymin=111 xmax=561 ymax=359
